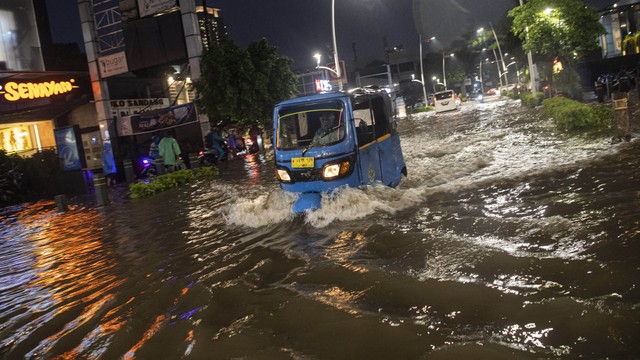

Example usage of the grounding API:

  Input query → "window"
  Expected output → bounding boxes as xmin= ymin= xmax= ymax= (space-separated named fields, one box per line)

xmin=276 ymin=101 xmax=345 ymax=150
xmin=353 ymin=95 xmax=390 ymax=146
xmin=435 ymin=91 xmax=454 ymax=101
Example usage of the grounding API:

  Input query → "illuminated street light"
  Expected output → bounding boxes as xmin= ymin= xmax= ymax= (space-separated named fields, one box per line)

xmin=477 ymin=25 xmax=508 ymax=89
xmin=478 ymin=48 xmax=486 ymax=95
xmin=331 ymin=0 xmax=342 ymax=90
xmin=442 ymin=52 xmax=454 ymax=89
xmin=314 ymin=2 xmax=342 ymax=90
xmin=418 ymin=35 xmax=435 ymax=105
xmin=313 ymin=53 xmax=340 ymax=80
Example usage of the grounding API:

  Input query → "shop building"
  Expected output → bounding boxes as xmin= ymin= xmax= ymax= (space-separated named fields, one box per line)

xmin=0 ymin=0 xmax=98 ymax=168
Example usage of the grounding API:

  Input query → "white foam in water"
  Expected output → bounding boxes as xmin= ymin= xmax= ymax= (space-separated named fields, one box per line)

xmin=224 ymin=184 xmax=424 ymax=229
xmin=225 ymin=189 xmax=297 ymax=227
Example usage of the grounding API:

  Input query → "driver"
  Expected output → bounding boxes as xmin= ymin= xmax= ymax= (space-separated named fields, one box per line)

xmin=311 ymin=113 xmax=341 ymax=146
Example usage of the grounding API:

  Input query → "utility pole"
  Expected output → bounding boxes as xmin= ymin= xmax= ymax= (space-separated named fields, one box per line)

xmin=519 ymin=0 xmax=537 ymax=96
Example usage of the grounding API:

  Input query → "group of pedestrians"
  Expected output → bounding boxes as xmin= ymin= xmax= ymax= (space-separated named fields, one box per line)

xmin=148 ymin=130 xmax=188 ymax=172
xmin=101 ymin=129 xmax=193 ymax=187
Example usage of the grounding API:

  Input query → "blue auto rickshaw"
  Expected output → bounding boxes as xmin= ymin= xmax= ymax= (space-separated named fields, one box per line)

xmin=273 ymin=87 xmax=407 ymax=213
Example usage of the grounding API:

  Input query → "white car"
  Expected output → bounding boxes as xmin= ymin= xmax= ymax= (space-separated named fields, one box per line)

xmin=433 ymin=90 xmax=460 ymax=113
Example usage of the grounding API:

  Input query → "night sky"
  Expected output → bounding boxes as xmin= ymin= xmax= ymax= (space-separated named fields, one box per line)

xmin=49 ymin=0 xmax=615 ymax=70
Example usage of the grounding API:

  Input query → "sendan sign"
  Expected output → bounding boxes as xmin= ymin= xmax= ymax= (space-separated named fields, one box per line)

xmin=0 ymin=79 xmax=79 ymax=102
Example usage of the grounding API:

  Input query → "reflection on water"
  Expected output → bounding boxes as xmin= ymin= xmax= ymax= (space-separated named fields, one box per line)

xmin=1 ymin=98 xmax=639 ymax=358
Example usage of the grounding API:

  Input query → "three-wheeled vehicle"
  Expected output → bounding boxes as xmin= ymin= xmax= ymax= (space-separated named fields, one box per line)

xmin=273 ymin=87 xmax=407 ymax=213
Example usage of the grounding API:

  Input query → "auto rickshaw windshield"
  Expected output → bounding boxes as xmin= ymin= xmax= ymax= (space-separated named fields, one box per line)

xmin=276 ymin=102 xmax=345 ymax=150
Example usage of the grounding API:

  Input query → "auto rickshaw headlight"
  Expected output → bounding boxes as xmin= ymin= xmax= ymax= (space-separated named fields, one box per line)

xmin=322 ymin=160 xmax=351 ymax=179
xmin=276 ymin=168 xmax=292 ymax=182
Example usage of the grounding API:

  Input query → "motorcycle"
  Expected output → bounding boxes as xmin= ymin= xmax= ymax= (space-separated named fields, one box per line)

xmin=137 ymin=156 xmax=157 ymax=179
xmin=197 ymin=148 xmax=220 ymax=166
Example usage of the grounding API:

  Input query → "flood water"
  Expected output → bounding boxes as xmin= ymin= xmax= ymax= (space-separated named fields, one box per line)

xmin=1 ymin=97 xmax=639 ymax=359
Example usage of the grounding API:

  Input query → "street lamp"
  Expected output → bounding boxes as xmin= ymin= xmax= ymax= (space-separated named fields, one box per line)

xmin=519 ymin=0 xmax=537 ymax=96
xmin=477 ymin=26 xmax=508 ymax=89
xmin=331 ymin=0 xmax=342 ymax=91
xmin=442 ymin=52 xmax=453 ymax=89
xmin=314 ymin=53 xmax=342 ymax=83
xmin=418 ymin=35 xmax=435 ymax=106
xmin=312 ymin=2 xmax=343 ymax=90
xmin=431 ymin=76 xmax=437 ymax=92
xmin=505 ymin=61 xmax=519 ymax=85
xmin=478 ymin=48 xmax=487 ymax=95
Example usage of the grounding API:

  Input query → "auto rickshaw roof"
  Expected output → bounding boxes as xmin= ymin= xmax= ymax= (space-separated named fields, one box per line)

xmin=277 ymin=87 xmax=388 ymax=107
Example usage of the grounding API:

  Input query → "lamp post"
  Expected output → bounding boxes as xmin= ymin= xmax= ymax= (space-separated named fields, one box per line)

xmin=432 ymin=76 xmax=437 ymax=92
xmin=490 ymin=23 xmax=508 ymax=88
xmin=477 ymin=27 xmax=506 ymax=88
xmin=442 ymin=52 xmax=453 ymax=89
xmin=331 ymin=0 xmax=342 ymax=91
xmin=478 ymin=49 xmax=486 ymax=95
xmin=314 ymin=53 xmax=343 ymax=88
xmin=505 ymin=60 xmax=518 ymax=85
xmin=519 ymin=0 xmax=537 ymax=95
xmin=419 ymin=35 xmax=434 ymax=106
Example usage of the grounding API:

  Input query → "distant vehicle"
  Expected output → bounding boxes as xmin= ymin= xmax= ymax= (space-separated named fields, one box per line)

xmin=273 ymin=87 xmax=407 ymax=213
xmin=471 ymin=90 xmax=484 ymax=103
xmin=427 ymin=94 xmax=435 ymax=106
xmin=433 ymin=90 xmax=459 ymax=113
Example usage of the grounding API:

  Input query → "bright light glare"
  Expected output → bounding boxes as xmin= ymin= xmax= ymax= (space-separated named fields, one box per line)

xmin=544 ymin=8 xmax=553 ymax=15
xmin=276 ymin=169 xmax=291 ymax=182
xmin=323 ymin=164 xmax=340 ymax=178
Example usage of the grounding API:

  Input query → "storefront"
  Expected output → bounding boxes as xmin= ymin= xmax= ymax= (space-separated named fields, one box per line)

xmin=0 ymin=71 xmax=93 ymax=161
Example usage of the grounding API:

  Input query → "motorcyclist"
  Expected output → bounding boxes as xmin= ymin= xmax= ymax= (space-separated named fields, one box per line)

xmin=208 ymin=127 xmax=226 ymax=161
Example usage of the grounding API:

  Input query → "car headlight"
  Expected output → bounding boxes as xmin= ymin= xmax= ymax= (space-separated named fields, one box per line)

xmin=322 ymin=159 xmax=351 ymax=179
xmin=276 ymin=168 xmax=292 ymax=182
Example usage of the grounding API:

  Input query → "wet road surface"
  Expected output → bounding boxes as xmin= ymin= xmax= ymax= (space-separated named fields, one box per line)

xmin=1 ymin=97 xmax=639 ymax=359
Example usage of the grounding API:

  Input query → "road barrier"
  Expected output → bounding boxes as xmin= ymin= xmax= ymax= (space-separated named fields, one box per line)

xmin=93 ymin=173 xmax=109 ymax=206
xmin=612 ymin=93 xmax=630 ymax=142
xmin=123 ymin=159 xmax=135 ymax=184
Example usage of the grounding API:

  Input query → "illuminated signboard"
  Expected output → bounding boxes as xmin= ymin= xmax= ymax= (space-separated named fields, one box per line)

xmin=0 ymin=79 xmax=80 ymax=102
xmin=315 ymin=79 xmax=333 ymax=92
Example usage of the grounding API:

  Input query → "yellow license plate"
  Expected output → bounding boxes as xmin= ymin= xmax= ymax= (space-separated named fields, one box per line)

xmin=291 ymin=157 xmax=314 ymax=168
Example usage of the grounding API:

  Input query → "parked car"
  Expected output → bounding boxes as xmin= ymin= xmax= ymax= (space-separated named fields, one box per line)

xmin=433 ymin=90 xmax=460 ymax=113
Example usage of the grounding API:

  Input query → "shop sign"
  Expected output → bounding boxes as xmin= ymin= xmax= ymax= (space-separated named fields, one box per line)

xmin=0 ymin=79 xmax=79 ymax=102
xmin=117 ymin=102 xmax=197 ymax=136
xmin=110 ymin=98 xmax=170 ymax=119
xmin=99 ymin=51 xmax=128 ymax=78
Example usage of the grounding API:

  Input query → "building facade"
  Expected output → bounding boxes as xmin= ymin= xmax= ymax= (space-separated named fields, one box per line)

xmin=599 ymin=1 xmax=640 ymax=58
xmin=0 ymin=0 xmax=94 ymax=166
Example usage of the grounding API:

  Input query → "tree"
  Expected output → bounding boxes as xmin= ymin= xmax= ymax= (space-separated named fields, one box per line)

xmin=195 ymin=40 xmax=254 ymax=126
xmin=246 ymin=39 xmax=297 ymax=129
xmin=194 ymin=39 xmax=296 ymax=131
xmin=509 ymin=0 xmax=605 ymax=87
xmin=509 ymin=0 xmax=604 ymax=62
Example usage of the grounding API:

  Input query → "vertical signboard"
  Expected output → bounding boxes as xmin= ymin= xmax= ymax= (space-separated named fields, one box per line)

xmin=54 ymin=126 xmax=87 ymax=171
